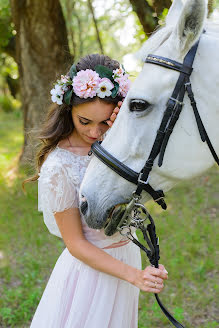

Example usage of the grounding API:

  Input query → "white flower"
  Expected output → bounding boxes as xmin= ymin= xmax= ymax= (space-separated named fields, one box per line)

xmin=50 ymin=84 xmax=64 ymax=105
xmin=112 ymin=67 xmax=124 ymax=80
xmin=96 ymin=78 xmax=114 ymax=98
xmin=60 ymin=75 xmax=70 ymax=84
xmin=60 ymin=75 xmax=71 ymax=91
xmin=51 ymin=93 xmax=63 ymax=105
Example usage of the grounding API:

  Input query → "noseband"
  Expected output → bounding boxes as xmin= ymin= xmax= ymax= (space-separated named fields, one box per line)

xmin=88 ymin=33 xmax=219 ymax=328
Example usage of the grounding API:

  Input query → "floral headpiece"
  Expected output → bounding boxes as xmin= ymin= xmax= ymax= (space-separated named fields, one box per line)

xmin=50 ymin=64 xmax=131 ymax=105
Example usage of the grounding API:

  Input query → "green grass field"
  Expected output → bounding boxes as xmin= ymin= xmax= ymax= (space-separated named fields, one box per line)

xmin=0 ymin=110 xmax=218 ymax=328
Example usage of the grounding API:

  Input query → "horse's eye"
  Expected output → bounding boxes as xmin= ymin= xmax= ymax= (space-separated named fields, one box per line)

xmin=129 ymin=99 xmax=151 ymax=112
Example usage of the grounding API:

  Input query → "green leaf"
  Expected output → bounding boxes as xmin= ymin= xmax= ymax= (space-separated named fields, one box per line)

xmin=111 ymin=82 xmax=119 ymax=98
xmin=64 ymin=89 xmax=73 ymax=105
xmin=69 ymin=64 xmax=77 ymax=79
xmin=94 ymin=65 xmax=113 ymax=79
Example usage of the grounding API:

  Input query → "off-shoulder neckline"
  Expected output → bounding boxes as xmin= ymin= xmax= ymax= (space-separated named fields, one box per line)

xmin=55 ymin=145 xmax=90 ymax=159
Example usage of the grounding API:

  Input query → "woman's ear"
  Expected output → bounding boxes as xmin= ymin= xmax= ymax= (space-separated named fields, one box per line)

xmin=172 ymin=0 xmax=207 ymax=56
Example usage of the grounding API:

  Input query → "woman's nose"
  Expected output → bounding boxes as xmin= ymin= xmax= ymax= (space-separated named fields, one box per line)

xmin=90 ymin=127 xmax=102 ymax=138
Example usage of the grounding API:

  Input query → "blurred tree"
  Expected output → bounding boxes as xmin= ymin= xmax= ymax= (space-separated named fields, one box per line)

xmin=10 ymin=0 xmax=73 ymax=164
xmin=151 ymin=0 xmax=172 ymax=16
xmin=129 ymin=0 xmax=158 ymax=34
xmin=208 ymin=0 xmax=214 ymax=15
xmin=129 ymin=0 xmax=216 ymax=35
xmin=61 ymin=0 xmax=133 ymax=62
xmin=87 ymin=0 xmax=104 ymax=54
xmin=0 ymin=0 xmax=15 ymax=58
xmin=0 ymin=0 xmax=19 ymax=98
xmin=129 ymin=0 xmax=172 ymax=35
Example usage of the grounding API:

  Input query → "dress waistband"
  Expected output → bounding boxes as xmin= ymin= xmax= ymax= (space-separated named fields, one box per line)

xmin=102 ymin=239 xmax=130 ymax=250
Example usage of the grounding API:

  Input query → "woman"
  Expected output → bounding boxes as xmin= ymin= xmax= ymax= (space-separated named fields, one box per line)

xmin=25 ymin=54 xmax=168 ymax=328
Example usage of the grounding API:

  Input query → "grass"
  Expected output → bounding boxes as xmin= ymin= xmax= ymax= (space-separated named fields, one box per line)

xmin=0 ymin=109 xmax=218 ymax=327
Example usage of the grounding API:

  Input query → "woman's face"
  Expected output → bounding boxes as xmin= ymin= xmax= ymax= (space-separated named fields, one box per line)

xmin=71 ymin=98 xmax=115 ymax=146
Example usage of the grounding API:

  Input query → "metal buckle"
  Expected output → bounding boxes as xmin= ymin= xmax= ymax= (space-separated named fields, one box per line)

xmin=169 ymin=97 xmax=184 ymax=106
xmin=154 ymin=196 xmax=165 ymax=202
xmin=138 ymin=172 xmax=150 ymax=185
xmin=118 ymin=226 xmax=133 ymax=239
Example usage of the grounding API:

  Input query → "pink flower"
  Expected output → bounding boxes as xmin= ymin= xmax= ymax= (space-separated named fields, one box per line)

xmin=113 ymin=67 xmax=125 ymax=80
xmin=60 ymin=75 xmax=70 ymax=84
xmin=116 ymin=74 xmax=131 ymax=97
xmin=73 ymin=69 xmax=100 ymax=98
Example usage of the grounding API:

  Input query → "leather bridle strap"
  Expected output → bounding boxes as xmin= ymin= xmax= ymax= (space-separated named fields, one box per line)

xmin=185 ymin=77 xmax=219 ymax=165
xmin=128 ymin=210 xmax=185 ymax=328
xmin=90 ymin=141 xmax=166 ymax=209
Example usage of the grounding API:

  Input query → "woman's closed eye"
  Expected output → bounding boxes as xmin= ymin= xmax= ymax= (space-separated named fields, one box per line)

xmin=79 ymin=119 xmax=109 ymax=126
xmin=79 ymin=119 xmax=89 ymax=125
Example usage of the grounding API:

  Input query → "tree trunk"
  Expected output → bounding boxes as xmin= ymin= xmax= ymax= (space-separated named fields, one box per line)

xmin=10 ymin=0 xmax=73 ymax=165
xmin=129 ymin=0 xmax=158 ymax=35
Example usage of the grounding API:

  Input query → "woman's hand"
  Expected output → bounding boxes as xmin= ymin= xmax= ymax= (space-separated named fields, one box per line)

xmin=106 ymin=100 xmax=123 ymax=127
xmin=130 ymin=264 xmax=168 ymax=293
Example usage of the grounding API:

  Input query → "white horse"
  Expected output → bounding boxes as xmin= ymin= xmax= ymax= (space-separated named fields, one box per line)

xmin=80 ymin=0 xmax=219 ymax=229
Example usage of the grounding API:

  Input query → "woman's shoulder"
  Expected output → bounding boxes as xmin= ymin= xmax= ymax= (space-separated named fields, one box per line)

xmin=39 ymin=146 xmax=90 ymax=181
xmin=41 ymin=146 xmax=89 ymax=167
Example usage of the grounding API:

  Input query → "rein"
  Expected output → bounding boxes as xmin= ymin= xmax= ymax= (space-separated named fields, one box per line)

xmin=88 ymin=33 xmax=219 ymax=327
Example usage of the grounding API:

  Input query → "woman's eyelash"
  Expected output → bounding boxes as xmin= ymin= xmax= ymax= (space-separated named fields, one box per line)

xmin=79 ymin=119 xmax=89 ymax=125
xmin=79 ymin=119 xmax=108 ymax=125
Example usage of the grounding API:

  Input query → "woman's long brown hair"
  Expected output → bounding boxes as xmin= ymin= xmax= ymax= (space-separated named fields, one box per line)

xmin=22 ymin=54 xmax=122 ymax=190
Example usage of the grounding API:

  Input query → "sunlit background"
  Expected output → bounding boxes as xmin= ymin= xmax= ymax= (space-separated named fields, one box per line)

xmin=0 ymin=1 xmax=218 ymax=327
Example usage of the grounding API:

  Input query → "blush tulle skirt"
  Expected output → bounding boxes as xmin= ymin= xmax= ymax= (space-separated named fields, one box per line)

xmin=30 ymin=242 xmax=141 ymax=328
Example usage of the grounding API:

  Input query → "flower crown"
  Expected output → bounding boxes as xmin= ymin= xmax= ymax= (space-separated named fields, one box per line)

xmin=50 ymin=64 xmax=131 ymax=105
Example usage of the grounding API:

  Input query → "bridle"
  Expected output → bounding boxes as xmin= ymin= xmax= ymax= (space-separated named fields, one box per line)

xmin=90 ymin=33 xmax=219 ymax=211
xmin=88 ymin=33 xmax=219 ymax=327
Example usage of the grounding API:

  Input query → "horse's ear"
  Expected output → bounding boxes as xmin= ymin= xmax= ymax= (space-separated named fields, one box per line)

xmin=173 ymin=0 xmax=207 ymax=56
xmin=166 ymin=0 xmax=184 ymax=27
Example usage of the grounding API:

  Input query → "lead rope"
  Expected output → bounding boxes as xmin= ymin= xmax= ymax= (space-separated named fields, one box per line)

xmin=118 ymin=195 xmax=186 ymax=328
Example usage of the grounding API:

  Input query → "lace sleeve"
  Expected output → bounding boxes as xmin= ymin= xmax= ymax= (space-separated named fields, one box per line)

xmin=38 ymin=163 xmax=79 ymax=214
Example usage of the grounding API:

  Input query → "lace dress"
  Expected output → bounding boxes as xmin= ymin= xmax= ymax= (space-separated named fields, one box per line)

xmin=30 ymin=145 xmax=141 ymax=328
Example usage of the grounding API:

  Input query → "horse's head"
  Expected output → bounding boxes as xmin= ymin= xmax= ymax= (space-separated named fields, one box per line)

xmin=80 ymin=0 xmax=219 ymax=230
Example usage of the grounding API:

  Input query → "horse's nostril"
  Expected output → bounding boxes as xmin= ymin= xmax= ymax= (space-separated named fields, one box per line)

xmin=80 ymin=200 xmax=88 ymax=216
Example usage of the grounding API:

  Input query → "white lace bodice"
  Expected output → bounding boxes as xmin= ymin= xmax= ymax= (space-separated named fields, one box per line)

xmin=38 ymin=145 xmax=129 ymax=248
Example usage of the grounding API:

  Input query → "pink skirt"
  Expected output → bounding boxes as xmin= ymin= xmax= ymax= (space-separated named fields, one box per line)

xmin=30 ymin=241 xmax=141 ymax=328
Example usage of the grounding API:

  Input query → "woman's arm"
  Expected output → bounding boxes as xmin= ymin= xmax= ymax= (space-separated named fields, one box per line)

xmin=54 ymin=208 xmax=168 ymax=293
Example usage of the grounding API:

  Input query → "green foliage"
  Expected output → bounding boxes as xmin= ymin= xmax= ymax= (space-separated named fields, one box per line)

xmin=64 ymin=89 xmax=73 ymax=105
xmin=94 ymin=65 xmax=113 ymax=79
xmin=0 ymin=94 xmax=13 ymax=112
xmin=214 ymin=0 xmax=219 ymax=8
xmin=69 ymin=63 xmax=77 ymax=79
xmin=0 ymin=94 xmax=20 ymax=112
xmin=60 ymin=0 xmax=144 ymax=64
xmin=0 ymin=0 xmax=13 ymax=49
xmin=111 ymin=82 xmax=119 ymax=98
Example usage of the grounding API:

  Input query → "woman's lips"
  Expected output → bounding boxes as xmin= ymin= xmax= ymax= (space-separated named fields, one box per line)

xmin=86 ymin=136 xmax=97 ymax=140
